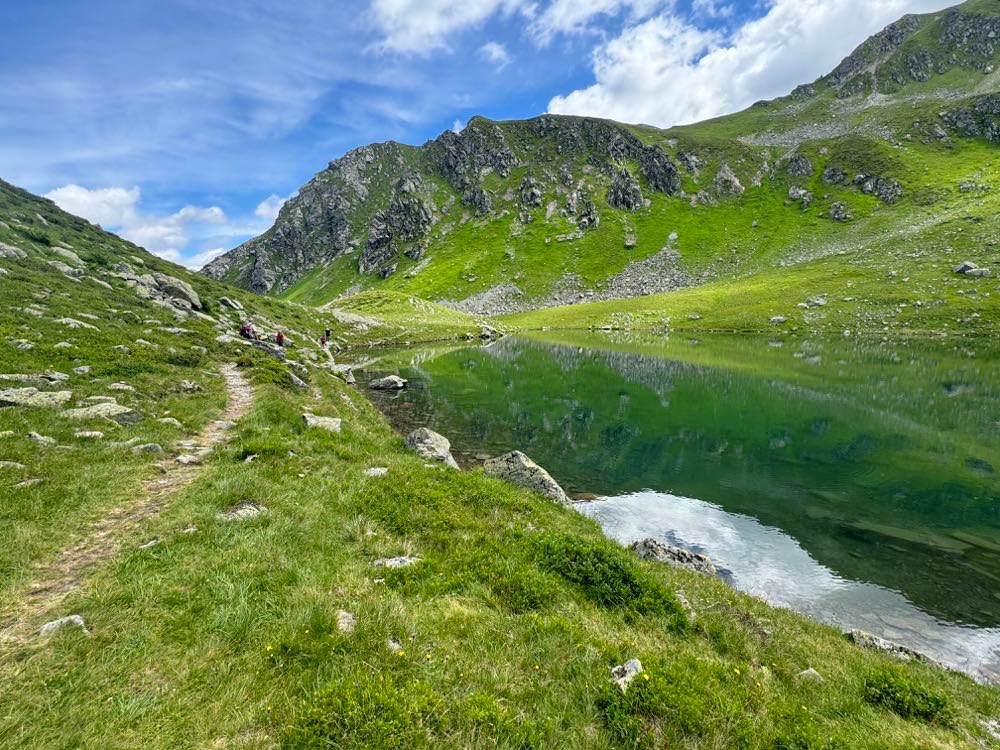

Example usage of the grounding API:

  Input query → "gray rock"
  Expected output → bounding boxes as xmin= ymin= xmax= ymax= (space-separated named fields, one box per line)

xmin=770 ymin=315 xmax=787 ymax=325
xmin=302 ymin=413 xmax=342 ymax=433
xmin=607 ymin=167 xmax=644 ymax=211
xmin=849 ymin=629 xmax=927 ymax=662
xmin=404 ymin=428 xmax=459 ymax=469
xmin=373 ymin=555 xmax=420 ymax=569
xmin=151 ymin=272 xmax=202 ymax=309
xmin=795 ymin=668 xmax=824 ymax=683
xmin=610 ymin=659 xmax=643 ymax=693
xmin=631 ymin=538 xmax=717 ymax=576
xmin=217 ymin=501 xmax=269 ymax=521
xmin=175 ymin=454 xmax=202 ymax=465
xmin=131 ymin=443 xmax=163 ymax=454
xmin=0 ymin=460 xmax=26 ymax=469
xmin=55 ymin=317 xmax=98 ymax=330
xmin=0 ymin=388 xmax=73 ymax=408
xmin=713 ymin=163 xmax=745 ymax=196
xmin=112 ymin=345 xmax=131 ymax=354
xmin=157 ymin=417 xmax=183 ymax=427
xmin=74 ymin=431 xmax=104 ymax=439
xmin=828 ymin=202 xmax=851 ymax=222
xmin=48 ymin=260 xmax=83 ymax=277
xmin=108 ymin=382 xmax=135 ymax=391
xmin=39 ymin=614 xmax=88 ymax=636
xmin=0 ymin=242 xmax=27 ymax=259
xmin=369 ymin=375 xmax=407 ymax=390
xmin=483 ymin=450 xmax=571 ymax=505
xmin=219 ymin=296 xmax=244 ymax=311
xmin=289 ymin=372 xmax=308 ymax=389
xmin=60 ymin=402 xmax=142 ymax=425
xmin=336 ymin=610 xmax=357 ymax=634
xmin=28 ymin=432 xmax=57 ymax=446
xmin=364 ymin=467 xmax=389 ymax=477
xmin=786 ymin=153 xmax=813 ymax=177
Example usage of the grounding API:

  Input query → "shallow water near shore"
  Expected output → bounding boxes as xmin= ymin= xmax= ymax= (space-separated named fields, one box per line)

xmin=360 ymin=331 xmax=1000 ymax=682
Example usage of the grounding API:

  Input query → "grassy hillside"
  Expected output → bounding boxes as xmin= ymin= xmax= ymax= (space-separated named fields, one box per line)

xmin=2 ymin=180 xmax=999 ymax=748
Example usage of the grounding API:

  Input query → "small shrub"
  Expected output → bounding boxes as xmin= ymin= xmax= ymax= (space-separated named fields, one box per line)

xmin=863 ymin=668 xmax=952 ymax=724
xmin=535 ymin=533 xmax=682 ymax=619
xmin=286 ymin=672 xmax=442 ymax=749
xmin=235 ymin=352 xmax=300 ymax=389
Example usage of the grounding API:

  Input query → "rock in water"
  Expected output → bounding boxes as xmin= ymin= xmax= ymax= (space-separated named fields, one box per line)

xmin=60 ymin=402 xmax=142 ymax=425
xmin=369 ymin=375 xmax=407 ymax=390
xmin=631 ymin=538 xmax=717 ymax=576
xmin=0 ymin=388 xmax=73 ymax=408
xmin=404 ymin=428 xmax=459 ymax=469
xmin=610 ymin=659 xmax=643 ymax=693
xmin=482 ymin=450 xmax=571 ymax=505
xmin=849 ymin=629 xmax=929 ymax=662
xmin=302 ymin=413 xmax=342 ymax=433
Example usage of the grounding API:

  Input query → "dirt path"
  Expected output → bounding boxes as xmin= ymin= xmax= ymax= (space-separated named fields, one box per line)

xmin=0 ymin=363 xmax=252 ymax=646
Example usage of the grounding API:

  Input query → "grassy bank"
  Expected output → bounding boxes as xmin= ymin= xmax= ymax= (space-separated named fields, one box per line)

xmin=1 ymin=349 xmax=999 ymax=748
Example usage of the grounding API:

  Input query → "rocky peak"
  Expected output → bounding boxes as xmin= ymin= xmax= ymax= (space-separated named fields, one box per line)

xmin=607 ymin=167 xmax=644 ymax=212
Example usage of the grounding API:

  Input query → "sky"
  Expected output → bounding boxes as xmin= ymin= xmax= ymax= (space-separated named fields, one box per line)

xmin=0 ymin=0 xmax=957 ymax=269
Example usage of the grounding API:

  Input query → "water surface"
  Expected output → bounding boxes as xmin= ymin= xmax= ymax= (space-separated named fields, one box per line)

xmin=361 ymin=332 xmax=1000 ymax=682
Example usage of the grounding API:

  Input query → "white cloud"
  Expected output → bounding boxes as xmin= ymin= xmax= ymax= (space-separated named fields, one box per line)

xmin=254 ymin=194 xmax=288 ymax=222
xmin=691 ymin=0 xmax=733 ymax=19
xmin=549 ymin=0 xmax=955 ymax=127
xmin=451 ymin=118 xmax=465 ymax=133
xmin=529 ymin=0 xmax=663 ymax=43
xmin=44 ymin=184 xmax=140 ymax=228
xmin=44 ymin=183 xmax=267 ymax=270
xmin=478 ymin=41 xmax=512 ymax=69
xmin=370 ymin=0 xmax=527 ymax=53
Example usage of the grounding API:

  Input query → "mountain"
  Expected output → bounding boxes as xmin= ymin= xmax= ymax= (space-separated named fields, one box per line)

xmin=203 ymin=0 xmax=1000 ymax=315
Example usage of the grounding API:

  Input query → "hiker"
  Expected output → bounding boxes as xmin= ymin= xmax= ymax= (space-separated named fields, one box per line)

xmin=276 ymin=330 xmax=285 ymax=347
xmin=239 ymin=320 xmax=258 ymax=340
xmin=319 ymin=334 xmax=327 ymax=348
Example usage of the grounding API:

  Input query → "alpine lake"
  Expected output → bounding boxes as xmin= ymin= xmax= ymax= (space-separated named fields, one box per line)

xmin=358 ymin=330 xmax=1000 ymax=683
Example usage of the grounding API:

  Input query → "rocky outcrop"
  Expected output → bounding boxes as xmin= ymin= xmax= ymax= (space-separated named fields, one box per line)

xmin=404 ymin=428 xmax=459 ymax=469
xmin=786 ymin=154 xmax=813 ymax=177
xmin=112 ymin=264 xmax=203 ymax=312
xmin=631 ymin=538 xmax=717 ymax=576
xmin=713 ymin=164 xmax=745 ymax=196
xmin=854 ymin=174 xmax=903 ymax=204
xmin=519 ymin=176 xmax=543 ymax=208
xmin=483 ymin=450 xmax=571 ymax=505
xmin=941 ymin=95 xmax=1000 ymax=143
xmin=607 ymin=168 xmax=643 ymax=212
xmin=829 ymin=202 xmax=852 ymax=222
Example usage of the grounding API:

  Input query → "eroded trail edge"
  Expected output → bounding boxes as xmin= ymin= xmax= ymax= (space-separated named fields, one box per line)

xmin=0 ymin=362 xmax=253 ymax=648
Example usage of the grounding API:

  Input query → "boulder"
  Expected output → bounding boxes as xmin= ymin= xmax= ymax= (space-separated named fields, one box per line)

xmin=607 ymin=167 xmax=644 ymax=211
xmin=828 ymin=202 xmax=851 ymax=222
xmin=28 ymin=432 xmax=57 ymax=445
xmin=219 ymin=296 xmax=244 ymax=311
xmin=954 ymin=261 xmax=990 ymax=277
xmin=373 ymin=556 xmax=420 ymax=569
xmin=151 ymin=272 xmax=202 ymax=309
xmin=369 ymin=375 xmax=407 ymax=390
xmin=610 ymin=659 xmax=643 ymax=693
xmin=849 ymin=629 xmax=927 ymax=662
xmin=795 ymin=668 xmax=824 ymax=684
xmin=404 ymin=428 xmax=459 ymax=469
xmin=302 ymin=413 xmax=342 ymax=433
xmin=713 ymin=163 xmax=745 ymax=196
xmin=786 ymin=153 xmax=813 ymax=177
xmin=482 ymin=450 xmax=571 ymax=505
xmin=39 ymin=615 xmax=88 ymax=636
xmin=631 ymin=538 xmax=717 ymax=576
xmin=131 ymin=443 xmax=163 ymax=454
xmin=157 ymin=417 xmax=182 ymax=427
xmin=59 ymin=402 xmax=142 ymax=425
xmin=0 ymin=388 xmax=73 ymax=408
xmin=217 ymin=501 xmax=268 ymax=521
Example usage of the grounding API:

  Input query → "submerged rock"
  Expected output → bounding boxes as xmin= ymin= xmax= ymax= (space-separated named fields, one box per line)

xmin=631 ymin=538 xmax=717 ymax=576
xmin=404 ymin=428 xmax=459 ymax=469
xmin=369 ymin=375 xmax=407 ymax=390
xmin=483 ymin=450 xmax=571 ymax=505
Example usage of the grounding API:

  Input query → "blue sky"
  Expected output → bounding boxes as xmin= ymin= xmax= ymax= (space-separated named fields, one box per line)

xmin=0 ymin=0 xmax=953 ymax=268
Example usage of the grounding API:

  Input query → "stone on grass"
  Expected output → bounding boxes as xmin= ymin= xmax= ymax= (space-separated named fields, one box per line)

xmin=631 ymin=538 xmax=717 ymax=577
xmin=132 ymin=443 xmax=163 ymax=454
xmin=769 ymin=316 xmax=787 ymax=325
xmin=0 ymin=460 xmax=26 ymax=469
xmin=112 ymin=345 xmax=131 ymax=354
xmin=60 ymin=402 xmax=141 ymax=425
xmin=369 ymin=375 xmax=407 ymax=390
xmin=404 ymin=428 xmax=459 ymax=469
xmin=795 ymin=668 xmax=824 ymax=684
xmin=849 ymin=629 xmax=927 ymax=662
xmin=364 ymin=467 xmax=389 ymax=477
xmin=178 ymin=380 xmax=202 ymax=393
xmin=482 ymin=450 xmax=571 ymax=505
xmin=138 ymin=538 xmax=161 ymax=550
xmin=302 ymin=413 xmax=342 ymax=433
xmin=219 ymin=296 xmax=244 ymax=311
xmin=373 ymin=556 xmax=420 ymax=569
xmin=336 ymin=610 xmax=357 ymax=634
xmin=157 ymin=417 xmax=182 ymax=427
xmin=74 ymin=431 xmax=104 ymax=440
xmin=175 ymin=454 xmax=203 ymax=466
xmin=55 ymin=317 xmax=98 ymax=330
xmin=289 ymin=372 xmax=307 ymax=389
xmin=217 ymin=501 xmax=268 ymax=521
xmin=40 ymin=614 xmax=88 ymax=636
xmin=53 ymin=341 xmax=73 ymax=350
xmin=610 ymin=659 xmax=643 ymax=693
xmin=954 ymin=261 xmax=979 ymax=274
xmin=28 ymin=432 xmax=57 ymax=446
xmin=0 ymin=388 xmax=73 ymax=408
xmin=108 ymin=382 xmax=135 ymax=391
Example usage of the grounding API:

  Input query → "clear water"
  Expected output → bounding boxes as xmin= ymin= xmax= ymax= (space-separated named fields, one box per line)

xmin=360 ymin=332 xmax=1000 ymax=682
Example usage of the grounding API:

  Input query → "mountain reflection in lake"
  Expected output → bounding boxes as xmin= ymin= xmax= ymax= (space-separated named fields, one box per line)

xmin=361 ymin=332 xmax=1000 ymax=682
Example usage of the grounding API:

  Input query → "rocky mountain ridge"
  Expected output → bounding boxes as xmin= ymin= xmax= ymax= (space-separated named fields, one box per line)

xmin=203 ymin=0 xmax=1000 ymax=311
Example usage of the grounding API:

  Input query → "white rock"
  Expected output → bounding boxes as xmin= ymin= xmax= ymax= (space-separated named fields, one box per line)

xmin=40 ymin=614 xmax=88 ymax=636
xmin=795 ymin=668 xmax=824 ymax=684
xmin=60 ymin=402 xmax=141 ymax=425
xmin=373 ymin=556 xmax=420 ymax=569
xmin=369 ymin=375 xmax=407 ymax=390
xmin=404 ymin=428 xmax=459 ymax=469
xmin=483 ymin=450 xmax=571 ymax=505
xmin=302 ymin=413 xmax=341 ymax=433
xmin=0 ymin=387 xmax=73 ymax=408
xmin=364 ymin=467 xmax=389 ymax=477
xmin=336 ymin=610 xmax=357 ymax=634
xmin=74 ymin=431 xmax=104 ymax=440
xmin=610 ymin=659 xmax=643 ymax=693
xmin=217 ymin=501 xmax=268 ymax=521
